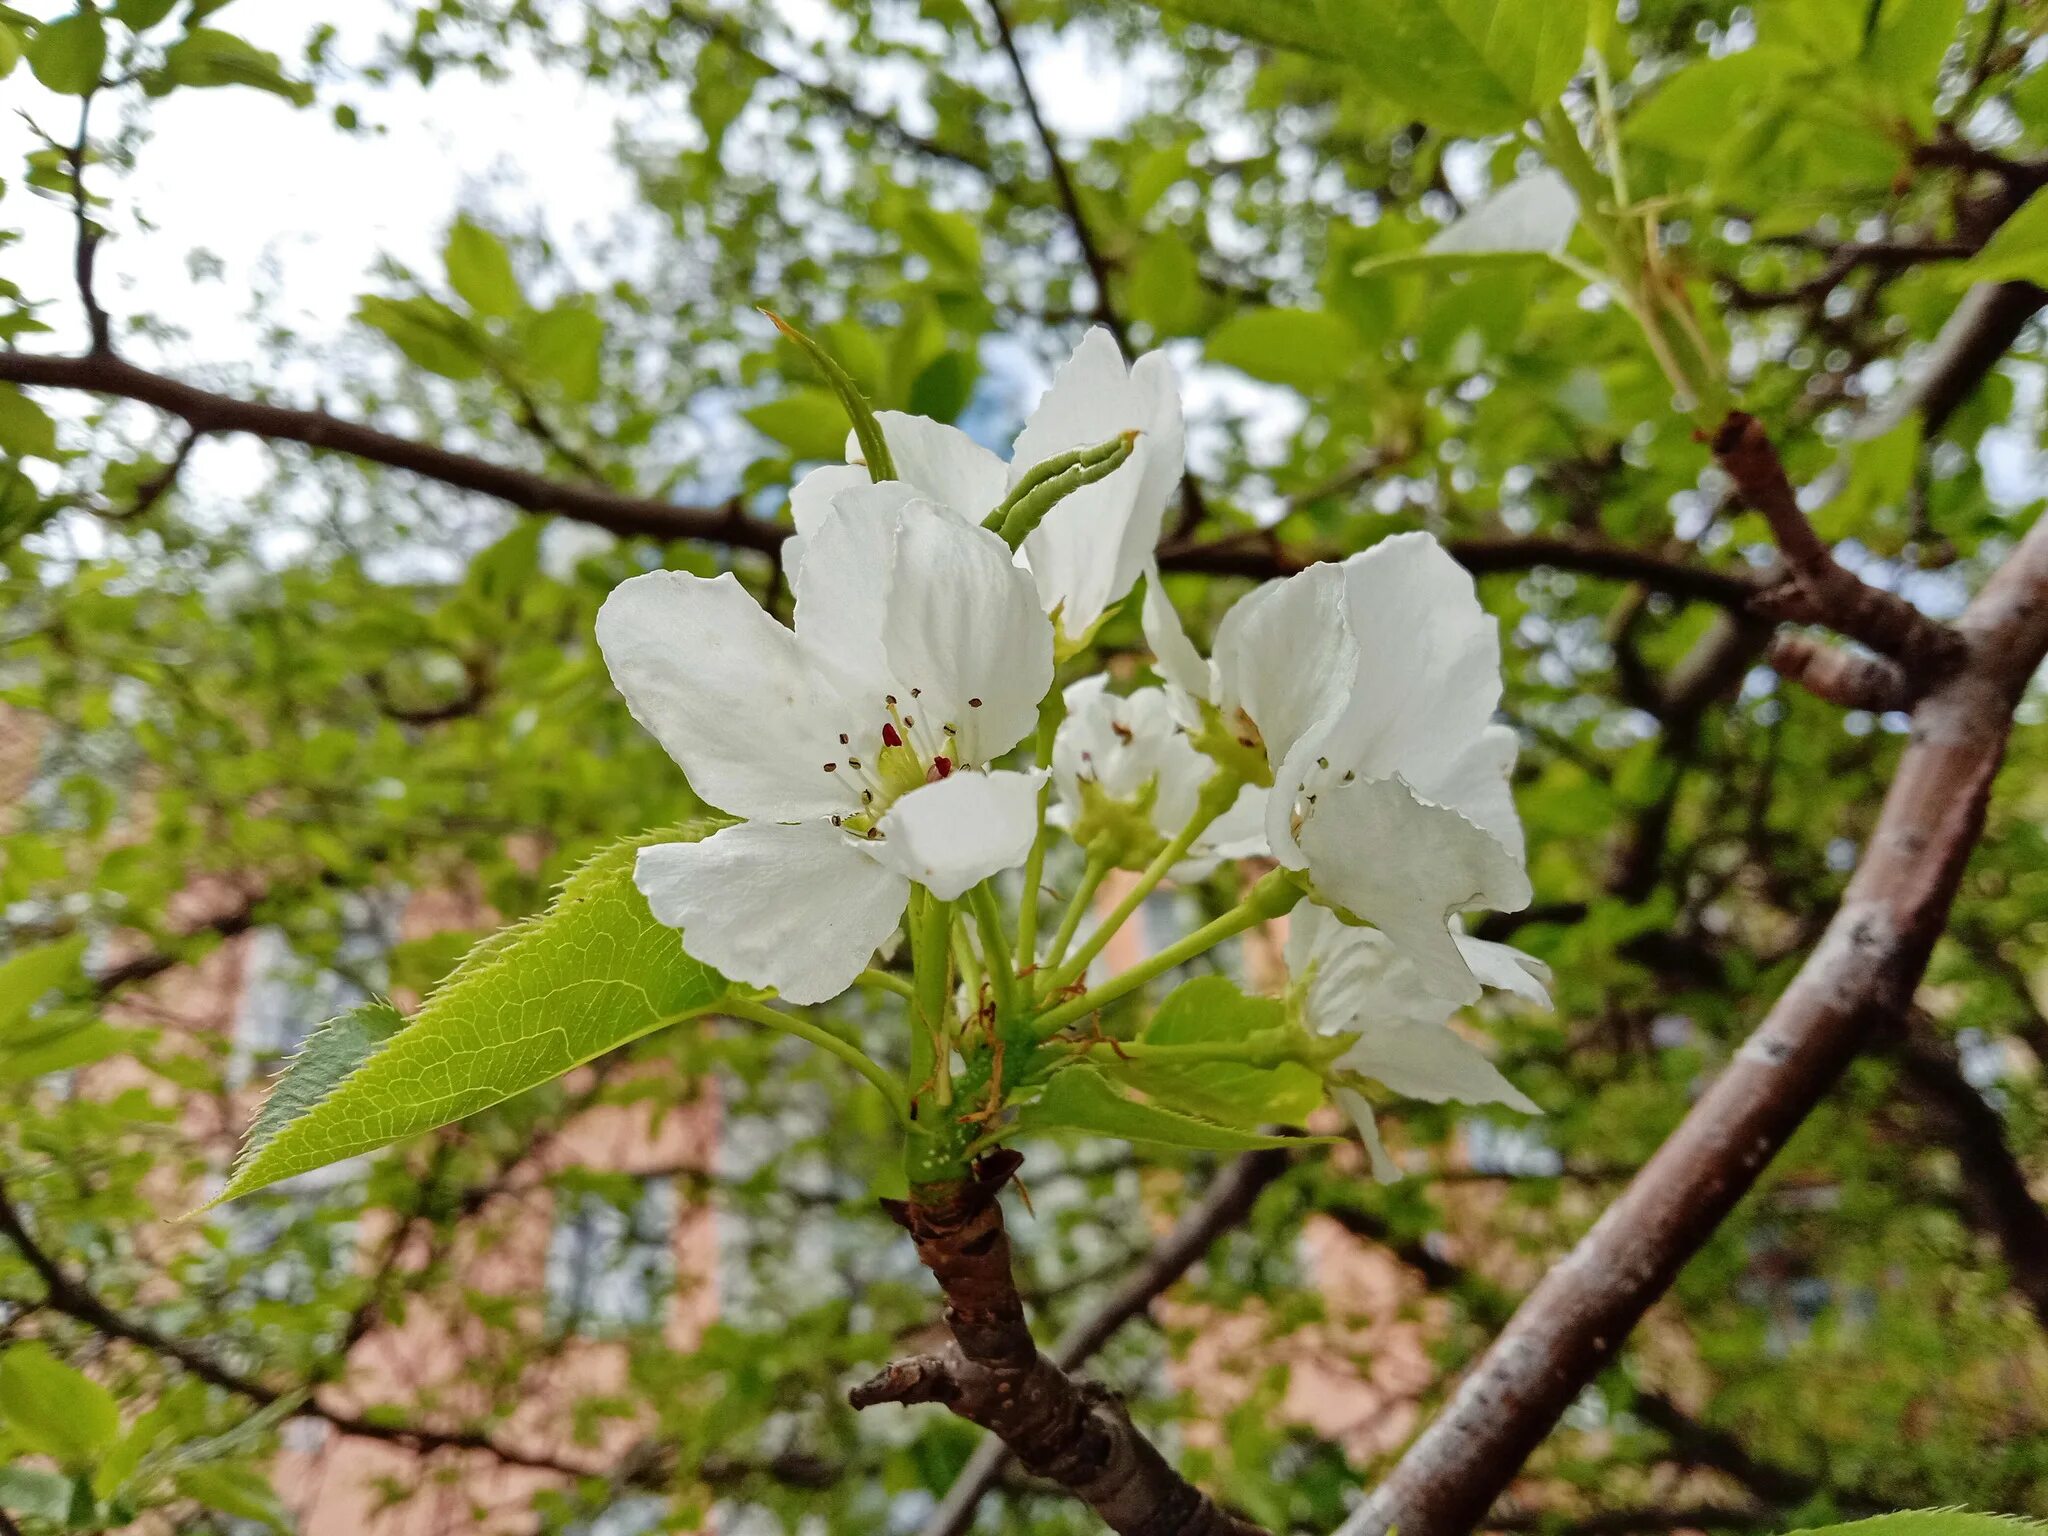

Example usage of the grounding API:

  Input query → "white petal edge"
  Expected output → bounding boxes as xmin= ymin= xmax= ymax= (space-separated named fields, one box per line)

xmin=634 ymin=823 xmax=907 ymax=1005
xmin=870 ymin=769 xmax=1046 ymax=900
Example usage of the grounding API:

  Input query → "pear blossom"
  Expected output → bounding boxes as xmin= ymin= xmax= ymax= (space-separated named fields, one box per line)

xmin=1142 ymin=533 xmax=1531 ymax=1004
xmin=1048 ymin=675 xmax=1266 ymax=872
xmin=784 ymin=327 xmax=1184 ymax=639
xmin=596 ymin=483 xmax=1053 ymax=1004
xmin=1287 ymin=903 xmax=1547 ymax=1181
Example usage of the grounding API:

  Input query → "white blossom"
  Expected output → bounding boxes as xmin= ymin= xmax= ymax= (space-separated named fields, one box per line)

xmin=1142 ymin=533 xmax=1531 ymax=1004
xmin=1048 ymin=675 xmax=1266 ymax=872
xmin=597 ymin=483 xmax=1053 ymax=1003
xmin=784 ymin=327 xmax=1184 ymax=639
xmin=1287 ymin=903 xmax=1546 ymax=1180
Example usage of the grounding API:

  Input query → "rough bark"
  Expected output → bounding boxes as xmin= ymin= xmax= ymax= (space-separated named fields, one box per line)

xmin=1336 ymin=508 xmax=2048 ymax=1536
xmin=850 ymin=1150 xmax=1271 ymax=1536
xmin=918 ymin=1149 xmax=1289 ymax=1536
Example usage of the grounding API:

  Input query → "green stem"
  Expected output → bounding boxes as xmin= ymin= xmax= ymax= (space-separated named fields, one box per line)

xmin=1034 ymin=870 xmax=1304 ymax=1038
xmin=1042 ymin=851 xmax=1114 ymax=985
xmin=912 ymin=891 xmax=955 ymax=1106
xmin=1044 ymin=774 xmax=1241 ymax=996
xmin=969 ymin=881 xmax=1019 ymax=1019
xmin=1062 ymin=1028 xmax=1346 ymax=1071
xmin=855 ymin=968 xmax=916 ymax=1003
xmin=725 ymin=996 xmax=911 ymax=1128
xmin=1015 ymin=690 xmax=1066 ymax=970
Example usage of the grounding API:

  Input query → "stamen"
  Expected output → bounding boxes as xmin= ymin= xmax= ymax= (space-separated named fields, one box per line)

xmin=839 ymin=733 xmax=849 ymax=745
xmin=910 ymin=687 xmax=921 ymax=697
xmin=847 ymin=756 xmax=862 ymax=768
xmin=968 ymin=697 xmax=982 ymax=708
xmin=928 ymin=755 xmax=954 ymax=781
xmin=823 ymin=763 xmax=837 ymax=772
xmin=882 ymin=723 xmax=904 ymax=748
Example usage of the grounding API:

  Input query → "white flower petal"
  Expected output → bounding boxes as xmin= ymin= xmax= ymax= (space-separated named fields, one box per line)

xmin=1427 ymin=169 xmax=1577 ymax=258
xmin=881 ymin=500 xmax=1052 ymax=765
xmin=1333 ymin=1088 xmax=1401 ymax=1182
xmin=1293 ymin=774 xmax=1532 ymax=1005
xmin=1197 ymin=781 xmax=1269 ymax=859
xmin=1337 ymin=1023 xmax=1538 ymax=1114
xmin=792 ymin=481 xmax=911 ymax=707
xmin=635 ymin=823 xmax=907 ymax=1004
xmin=1458 ymin=932 xmax=1552 ymax=1011
xmin=875 ymin=412 xmax=1007 ymax=520
xmin=1212 ymin=563 xmax=1357 ymax=809
xmin=596 ymin=571 xmax=850 ymax=821
xmin=1141 ymin=562 xmax=1212 ymax=702
xmin=1310 ymin=533 xmax=1504 ymax=795
xmin=870 ymin=769 xmax=1045 ymax=899
xmin=1013 ymin=329 xmax=1186 ymax=635
xmin=785 ymin=463 xmax=873 ymax=581
xmin=1410 ymin=722 xmax=1525 ymax=865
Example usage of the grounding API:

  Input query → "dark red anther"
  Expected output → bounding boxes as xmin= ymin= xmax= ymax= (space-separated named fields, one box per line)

xmin=928 ymin=755 xmax=954 ymax=781
xmin=882 ymin=722 xmax=904 ymax=748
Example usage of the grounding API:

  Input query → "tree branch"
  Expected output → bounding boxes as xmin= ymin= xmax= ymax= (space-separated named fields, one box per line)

xmin=1336 ymin=506 xmax=2048 ymax=1536
xmin=851 ymin=1150 xmax=1270 ymax=1536
xmin=0 ymin=1175 xmax=600 ymax=1479
xmin=0 ymin=350 xmax=769 ymax=552
xmin=918 ymin=1149 xmax=1290 ymax=1536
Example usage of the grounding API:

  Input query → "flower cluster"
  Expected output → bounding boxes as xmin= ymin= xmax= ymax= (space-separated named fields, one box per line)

xmin=598 ymin=325 xmax=1549 ymax=1176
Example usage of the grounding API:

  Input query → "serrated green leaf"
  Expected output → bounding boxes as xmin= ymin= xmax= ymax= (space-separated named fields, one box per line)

xmin=1016 ymin=1064 xmax=1306 ymax=1151
xmin=27 ymin=11 xmax=104 ymax=94
xmin=1791 ymin=1515 xmax=2048 ymax=1536
xmin=1117 ymin=975 xmax=1323 ymax=1128
xmin=764 ymin=313 xmax=895 ymax=478
xmin=1316 ymin=0 xmax=1586 ymax=136
xmin=0 ymin=933 xmax=86 ymax=1034
xmin=0 ymin=1344 xmax=121 ymax=1469
xmin=443 ymin=217 xmax=522 ymax=318
xmin=210 ymin=824 xmax=739 ymax=1207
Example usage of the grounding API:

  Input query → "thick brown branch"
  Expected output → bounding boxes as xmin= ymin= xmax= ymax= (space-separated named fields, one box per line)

xmin=919 ymin=1149 xmax=1289 ymax=1536
xmin=1712 ymin=411 xmax=1966 ymax=680
xmin=1765 ymin=632 xmax=1912 ymax=713
xmin=1337 ymin=507 xmax=2048 ymax=1536
xmin=854 ymin=1151 xmax=1269 ymax=1536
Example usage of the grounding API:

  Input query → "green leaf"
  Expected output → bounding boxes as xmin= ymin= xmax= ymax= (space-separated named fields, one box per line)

xmin=208 ymin=825 xmax=739 ymax=1206
xmin=690 ymin=39 xmax=768 ymax=160
xmin=744 ymin=386 xmax=857 ymax=462
xmin=1862 ymin=0 xmax=1966 ymax=104
xmin=764 ymin=312 xmax=895 ymax=478
xmin=1016 ymin=1065 xmax=1307 ymax=1151
xmin=1137 ymin=0 xmax=1343 ymax=59
xmin=1118 ymin=975 xmax=1323 ymax=1128
xmin=0 ymin=934 xmax=87 ymax=1034
xmin=0 ymin=1464 xmax=73 ymax=1522
xmin=1625 ymin=47 xmax=1802 ymax=159
xmin=0 ymin=21 xmax=20 ymax=76
xmin=1127 ymin=232 xmax=1208 ymax=337
xmin=899 ymin=204 xmax=982 ymax=279
xmin=1316 ymin=0 xmax=1587 ymax=136
xmin=524 ymin=302 xmax=604 ymax=401
xmin=1790 ymin=1516 xmax=2048 ymax=1536
xmin=27 ymin=11 xmax=105 ymax=94
xmin=906 ymin=348 xmax=976 ymax=422
xmin=111 ymin=0 xmax=178 ymax=28
xmin=159 ymin=28 xmax=311 ymax=104
xmin=1959 ymin=188 xmax=2048 ymax=286
xmin=356 ymin=295 xmax=487 ymax=381
xmin=1206 ymin=307 xmax=1360 ymax=393
xmin=171 ymin=1464 xmax=289 ymax=1530
xmin=443 ymin=217 xmax=522 ymax=318
xmin=0 ymin=1344 xmax=122 ymax=1469
xmin=0 ymin=386 xmax=57 ymax=460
